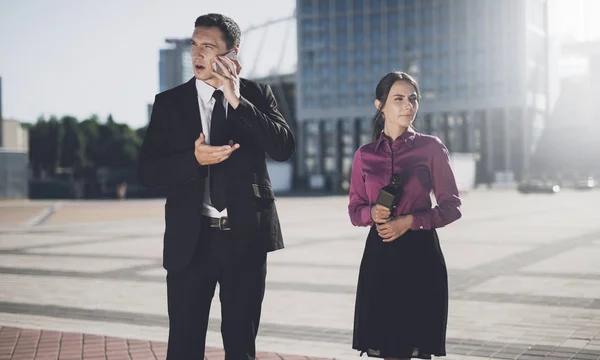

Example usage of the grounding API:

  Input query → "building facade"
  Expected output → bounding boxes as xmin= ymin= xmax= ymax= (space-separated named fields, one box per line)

xmin=159 ymin=38 xmax=195 ymax=93
xmin=531 ymin=39 xmax=600 ymax=177
xmin=0 ymin=76 xmax=3 ymax=148
xmin=295 ymin=0 xmax=553 ymax=191
xmin=0 ymin=76 xmax=29 ymax=199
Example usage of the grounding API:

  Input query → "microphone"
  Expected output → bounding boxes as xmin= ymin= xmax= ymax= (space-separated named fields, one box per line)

xmin=376 ymin=174 xmax=403 ymax=210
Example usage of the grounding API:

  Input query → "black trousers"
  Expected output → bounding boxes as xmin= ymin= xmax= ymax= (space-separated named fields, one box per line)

xmin=166 ymin=218 xmax=267 ymax=360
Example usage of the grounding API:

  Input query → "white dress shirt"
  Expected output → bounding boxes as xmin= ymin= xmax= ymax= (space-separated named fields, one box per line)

xmin=196 ymin=79 xmax=229 ymax=218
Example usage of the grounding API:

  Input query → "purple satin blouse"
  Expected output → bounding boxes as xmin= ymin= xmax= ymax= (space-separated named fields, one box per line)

xmin=348 ymin=128 xmax=462 ymax=230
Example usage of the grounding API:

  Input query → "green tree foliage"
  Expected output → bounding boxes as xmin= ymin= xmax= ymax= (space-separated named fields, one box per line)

xmin=28 ymin=116 xmax=62 ymax=178
xmin=26 ymin=114 xmax=145 ymax=178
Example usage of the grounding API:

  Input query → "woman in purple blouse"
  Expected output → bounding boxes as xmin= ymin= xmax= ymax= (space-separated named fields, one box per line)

xmin=349 ymin=72 xmax=462 ymax=360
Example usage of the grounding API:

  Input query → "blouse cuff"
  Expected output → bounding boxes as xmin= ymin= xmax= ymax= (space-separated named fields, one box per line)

xmin=411 ymin=213 xmax=429 ymax=230
xmin=362 ymin=205 xmax=374 ymax=226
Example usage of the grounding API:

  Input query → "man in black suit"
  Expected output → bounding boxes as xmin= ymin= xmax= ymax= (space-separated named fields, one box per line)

xmin=138 ymin=13 xmax=295 ymax=360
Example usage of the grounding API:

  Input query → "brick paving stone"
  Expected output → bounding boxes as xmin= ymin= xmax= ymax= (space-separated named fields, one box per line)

xmin=0 ymin=326 xmax=337 ymax=360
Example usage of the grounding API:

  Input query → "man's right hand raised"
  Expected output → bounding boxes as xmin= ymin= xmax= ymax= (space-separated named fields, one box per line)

xmin=194 ymin=133 xmax=240 ymax=165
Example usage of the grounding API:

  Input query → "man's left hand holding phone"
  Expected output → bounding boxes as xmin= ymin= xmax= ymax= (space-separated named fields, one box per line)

xmin=212 ymin=49 xmax=242 ymax=108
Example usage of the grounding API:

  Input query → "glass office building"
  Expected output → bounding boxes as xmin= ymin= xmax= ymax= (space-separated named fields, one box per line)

xmin=296 ymin=0 xmax=552 ymax=191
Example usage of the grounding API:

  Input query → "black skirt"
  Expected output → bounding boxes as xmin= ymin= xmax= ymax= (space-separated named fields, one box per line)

xmin=353 ymin=227 xmax=448 ymax=359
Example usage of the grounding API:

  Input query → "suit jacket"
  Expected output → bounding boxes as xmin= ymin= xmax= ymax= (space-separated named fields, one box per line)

xmin=138 ymin=77 xmax=296 ymax=273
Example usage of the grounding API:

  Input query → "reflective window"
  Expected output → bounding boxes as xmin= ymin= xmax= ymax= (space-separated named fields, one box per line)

xmin=323 ymin=121 xmax=335 ymax=173
xmin=341 ymin=120 xmax=354 ymax=179
xmin=369 ymin=13 xmax=382 ymax=27
xmin=301 ymin=18 xmax=314 ymax=32
xmin=320 ymin=95 xmax=332 ymax=108
xmin=353 ymin=15 xmax=364 ymax=30
xmin=386 ymin=0 xmax=399 ymax=10
xmin=337 ymin=62 xmax=349 ymax=78
xmin=360 ymin=118 xmax=371 ymax=145
xmin=300 ymin=0 xmax=313 ymax=15
xmin=422 ymin=42 xmax=434 ymax=56
xmin=304 ymin=120 xmax=319 ymax=174
xmin=422 ymin=24 xmax=434 ymax=39
xmin=318 ymin=0 xmax=329 ymax=13
xmin=370 ymin=0 xmax=384 ymax=12
xmin=422 ymin=58 xmax=434 ymax=73
xmin=335 ymin=16 xmax=346 ymax=31
xmin=404 ymin=8 xmax=416 ymax=24
xmin=336 ymin=32 xmax=348 ymax=48
xmin=335 ymin=0 xmax=348 ymax=12
xmin=405 ymin=26 xmax=416 ymax=39
xmin=354 ymin=47 xmax=366 ymax=61
xmin=422 ymin=7 xmax=433 ymax=24
xmin=353 ymin=0 xmax=363 ymax=12
xmin=355 ymin=61 xmax=366 ymax=75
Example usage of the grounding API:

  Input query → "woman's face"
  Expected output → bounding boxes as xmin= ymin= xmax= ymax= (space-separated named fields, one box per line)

xmin=376 ymin=80 xmax=419 ymax=128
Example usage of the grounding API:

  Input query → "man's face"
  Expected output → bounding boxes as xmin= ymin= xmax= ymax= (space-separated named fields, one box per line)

xmin=190 ymin=26 xmax=229 ymax=82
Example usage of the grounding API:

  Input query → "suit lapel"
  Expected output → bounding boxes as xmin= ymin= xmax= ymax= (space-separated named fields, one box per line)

xmin=183 ymin=77 xmax=203 ymax=137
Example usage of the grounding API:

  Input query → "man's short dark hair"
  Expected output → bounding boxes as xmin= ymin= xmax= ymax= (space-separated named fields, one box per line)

xmin=194 ymin=13 xmax=241 ymax=49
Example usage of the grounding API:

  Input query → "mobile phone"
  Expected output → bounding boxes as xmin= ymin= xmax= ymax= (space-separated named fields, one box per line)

xmin=212 ymin=49 xmax=242 ymax=74
xmin=222 ymin=49 xmax=238 ymax=61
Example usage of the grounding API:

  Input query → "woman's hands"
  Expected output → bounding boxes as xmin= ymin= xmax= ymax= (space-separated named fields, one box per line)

xmin=371 ymin=204 xmax=391 ymax=224
xmin=371 ymin=204 xmax=414 ymax=242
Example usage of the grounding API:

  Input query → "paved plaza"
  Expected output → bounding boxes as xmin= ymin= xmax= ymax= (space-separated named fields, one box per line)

xmin=1 ymin=189 xmax=600 ymax=359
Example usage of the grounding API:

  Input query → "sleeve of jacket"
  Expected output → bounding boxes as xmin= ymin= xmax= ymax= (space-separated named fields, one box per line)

xmin=137 ymin=94 xmax=208 ymax=188
xmin=232 ymin=84 xmax=296 ymax=162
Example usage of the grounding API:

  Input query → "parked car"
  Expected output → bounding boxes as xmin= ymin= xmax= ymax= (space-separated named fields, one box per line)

xmin=574 ymin=176 xmax=596 ymax=190
xmin=557 ymin=176 xmax=596 ymax=190
xmin=517 ymin=178 xmax=560 ymax=194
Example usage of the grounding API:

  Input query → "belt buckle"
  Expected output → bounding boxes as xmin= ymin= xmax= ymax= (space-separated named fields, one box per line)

xmin=218 ymin=217 xmax=229 ymax=230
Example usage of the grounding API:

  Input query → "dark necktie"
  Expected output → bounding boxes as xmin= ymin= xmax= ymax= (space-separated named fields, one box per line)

xmin=209 ymin=90 xmax=227 ymax=211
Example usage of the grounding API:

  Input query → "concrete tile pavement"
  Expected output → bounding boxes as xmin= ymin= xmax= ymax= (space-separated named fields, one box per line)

xmin=0 ymin=202 xmax=51 ymax=228
xmin=2 ymin=190 xmax=600 ymax=359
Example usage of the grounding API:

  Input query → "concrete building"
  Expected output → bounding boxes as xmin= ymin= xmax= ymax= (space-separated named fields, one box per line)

xmin=2 ymin=119 xmax=29 ymax=151
xmin=0 ymin=77 xmax=29 ymax=199
xmin=159 ymin=38 xmax=195 ymax=93
xmin=0 ymin=76 xmax=3 ymax=148
xmin=295 ymin=0 xmax=554 ymax=191
xmin=0 ymin=119 xmax=29 ymax=199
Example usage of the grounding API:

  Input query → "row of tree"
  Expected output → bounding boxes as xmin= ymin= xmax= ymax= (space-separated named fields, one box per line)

xmin=24 ymin=115 xmax=147 ymax=179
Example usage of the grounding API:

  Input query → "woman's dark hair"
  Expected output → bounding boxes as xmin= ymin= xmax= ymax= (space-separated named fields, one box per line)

xmin=371 ymin=72 xmax=420 ymax=140
xmin=194 ymin=13 xmax=241 ymax=49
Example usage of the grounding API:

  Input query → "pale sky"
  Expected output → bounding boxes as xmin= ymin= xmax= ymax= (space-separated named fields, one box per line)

xmin=0 ymin=0 xmax=597 ymax=129
xmin=549 ymin=0 xmax=600 ymax=42
xmin=0 ymin=0 xmax=295 ymax=129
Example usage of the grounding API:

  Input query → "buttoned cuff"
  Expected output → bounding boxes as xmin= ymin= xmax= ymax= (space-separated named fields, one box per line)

xmin=411 ymin=213 xmax=429 ymax=230
xmin=362 ymin=206 xmax=374 ymax=226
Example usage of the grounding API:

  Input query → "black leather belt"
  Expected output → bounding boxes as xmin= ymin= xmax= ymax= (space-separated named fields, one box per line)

xmin=204 ymin=216 xmax=231 ymax=231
